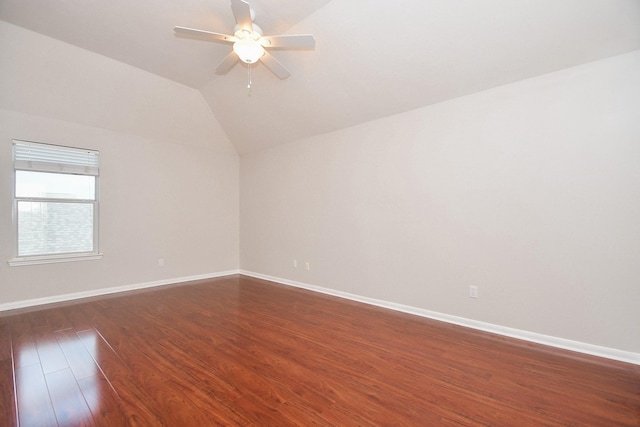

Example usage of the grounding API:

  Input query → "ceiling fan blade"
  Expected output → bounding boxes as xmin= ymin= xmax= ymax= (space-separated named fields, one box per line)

xmin=215 ymin=51 xmax=239 ymax=74
xmin=231 ymin=0 xmax=253 ymax=32
xmin=260 ymin=51 xmax=291 ymax=79
xmin=261 ymin=34 xmax=315 ymax=48
xmin=174 ymin=26 xmax=236 ymax=43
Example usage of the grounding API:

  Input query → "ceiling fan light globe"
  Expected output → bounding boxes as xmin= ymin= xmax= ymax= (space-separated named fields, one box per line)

xmin=233 ymin=38 xmax=265 ymax=63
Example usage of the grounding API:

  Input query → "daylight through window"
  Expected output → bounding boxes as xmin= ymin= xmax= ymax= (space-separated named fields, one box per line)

xmin=12 ymin=140 xmax=100 ymax=260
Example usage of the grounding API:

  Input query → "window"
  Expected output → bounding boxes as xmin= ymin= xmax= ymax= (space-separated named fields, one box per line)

xmin=9 ymin=140 xmax=101 ymax=266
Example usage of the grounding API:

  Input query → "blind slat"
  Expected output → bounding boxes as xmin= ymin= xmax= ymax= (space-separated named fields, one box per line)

xmin=13 ymin=140 xmax=99 ymax=176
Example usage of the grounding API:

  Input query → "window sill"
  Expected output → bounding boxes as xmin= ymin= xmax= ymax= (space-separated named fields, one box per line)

xmin=8 ymin=253 xmax=103 ymax=267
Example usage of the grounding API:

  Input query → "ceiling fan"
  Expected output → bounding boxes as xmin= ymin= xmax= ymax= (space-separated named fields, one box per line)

xmin=174 ymin=0 xmax=315 ymax=80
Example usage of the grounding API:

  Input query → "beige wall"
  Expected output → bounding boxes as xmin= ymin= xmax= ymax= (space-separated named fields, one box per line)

xmin=0 ymin=22 xmax=239 ymax=304
xmin=240 ymin=51 xmax=640 ymax=353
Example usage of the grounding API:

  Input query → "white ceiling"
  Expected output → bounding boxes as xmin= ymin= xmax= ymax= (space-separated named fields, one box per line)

xmin=2 ymin=0 xmax=640 ymax=154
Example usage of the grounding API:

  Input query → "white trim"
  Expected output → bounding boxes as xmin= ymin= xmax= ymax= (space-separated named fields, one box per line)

xmin=240 ymin=270 xmax=640 ymax=366
xmin=0 ymin=270 xmax=239 ymax=312
xmin=8 ymin=252 xmax=104 ymax=267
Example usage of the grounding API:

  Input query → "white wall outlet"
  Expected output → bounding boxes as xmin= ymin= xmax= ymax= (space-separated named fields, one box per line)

xmin=469 ymin=285 xmax=478 ymax=298
xmin=305 ymin=262 xmax=310 ymax=271
xmin=158 ymin=258 xmax=165 ymax=267
xmin=292 ymin=259 xmax=298 ymax=268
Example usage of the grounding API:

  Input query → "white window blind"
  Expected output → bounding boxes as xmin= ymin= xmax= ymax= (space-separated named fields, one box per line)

xmin=13 ymin=140 xmax=99 ymax=176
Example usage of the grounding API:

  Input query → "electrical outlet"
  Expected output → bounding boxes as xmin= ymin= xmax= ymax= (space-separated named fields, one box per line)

xmin=158 ymin=258 xmax=165 ymax=267
xmin=305 ymin=262 xmax=310 ymax=271
xmin=292 ymin=259 xmax=298 ymax=268
xmin=469 ymin=285 xmax=478 ymax=298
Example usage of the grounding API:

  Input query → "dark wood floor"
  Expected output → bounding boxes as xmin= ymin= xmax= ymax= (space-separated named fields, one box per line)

xmin=0 ymin=275 xmax=638 ymax=426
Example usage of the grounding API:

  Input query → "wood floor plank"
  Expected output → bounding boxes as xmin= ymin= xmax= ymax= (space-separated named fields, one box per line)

xmin=4 ymin=275 xmax=639 ymax=426
xmin=35 ymin=332 xmax=70 ymax=375
xmin=9 ymin=315 xmax=40 ymax=368
xmin=55 ymin=329 xmax=100 ymax=380
xmin=0 ymin=318 xmax=17 ymax=427
xmin=0 ymin=359 xmax=18 ymax=427
xmin=146 ymin=378 xmax=247 ymax=426
xmin=0 ymin=319 xmax=12 ymax=362
xmin=91 ymin=327 xmax=167 ymax=390
xmin=27 ymin=306 xmax=73 ymax=332
xmin=76 ymin=328 xmax=167 ymax=425
xmin=77 ymin=373 xmax=130 ymax=427
xmin=15 ymin=363 xmax=58 ymax=427
xmin=45 ymin=368 xmax=94 ymax=426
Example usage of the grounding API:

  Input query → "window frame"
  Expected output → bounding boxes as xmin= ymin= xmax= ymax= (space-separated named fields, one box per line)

xmin=8 ymin=140 xmax=103 ymax=266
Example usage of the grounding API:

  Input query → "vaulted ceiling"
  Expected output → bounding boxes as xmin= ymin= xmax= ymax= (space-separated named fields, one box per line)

xmin=2 ymin=0 xmax=640 ymax=154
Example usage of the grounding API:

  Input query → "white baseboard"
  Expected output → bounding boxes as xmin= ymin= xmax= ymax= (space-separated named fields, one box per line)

xmin=240 ymin=270 xmax=640 ymax=366
xmin=0 ymin=270 xmax=239 ymax=313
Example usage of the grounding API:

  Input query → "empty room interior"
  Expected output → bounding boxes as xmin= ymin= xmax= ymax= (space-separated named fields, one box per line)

xmin=1 ymin=0 xmax=639 ymax=425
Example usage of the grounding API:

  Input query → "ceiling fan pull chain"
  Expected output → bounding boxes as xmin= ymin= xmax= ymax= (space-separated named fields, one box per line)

xmin=247 ymin=63 xmax=252 ymax=92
